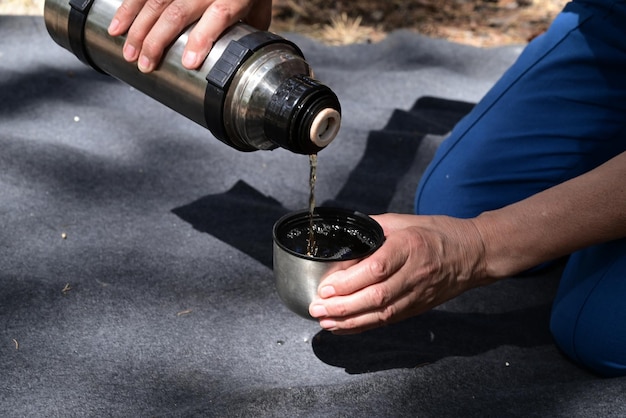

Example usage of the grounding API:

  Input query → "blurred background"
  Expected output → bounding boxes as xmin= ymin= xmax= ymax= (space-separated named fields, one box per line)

xmin=0 ymin=0 xmax=567 ymax=46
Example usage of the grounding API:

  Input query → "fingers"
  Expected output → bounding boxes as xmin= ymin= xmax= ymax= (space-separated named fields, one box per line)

xmin=315 ymin=254 xmax=394 ymax=301
xmin=310 ymin=281 xmax=397 ymax=333
xmin=124 ymin=0 xmax=208 ymax=72
xmin=108 ymin=0 xmax=274 ymax=73
xmin=318 ymin=233 xmax=408 ymax=298
xmin=309 ymin=237 xmax=408 ymax=331
xmin=183 ymin=0 xmax=273 ymax=69
xmin=310 ymin=257 xmax=426 ymax=334
xmin=108 ymin=0 xmax=149 ymax=37
xmin=181 ymin=1 xmax=240 ymax=69
xmin=316 ymin=293 xmax=419 ymax=335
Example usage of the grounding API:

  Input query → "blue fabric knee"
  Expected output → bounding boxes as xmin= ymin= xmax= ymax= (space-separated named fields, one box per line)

xmin=550 ymin=239 xmax=626 ymax=377
xmin=415 ymin=0 xmax=626 ymax=218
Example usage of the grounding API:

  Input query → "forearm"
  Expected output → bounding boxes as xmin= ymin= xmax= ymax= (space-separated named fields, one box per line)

xmin=473 ymin=150 xmax=626 ymax=279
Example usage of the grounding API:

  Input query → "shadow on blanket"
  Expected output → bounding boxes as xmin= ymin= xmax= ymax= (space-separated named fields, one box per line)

xmin=311 ymin=302 xmax=555 ymax=374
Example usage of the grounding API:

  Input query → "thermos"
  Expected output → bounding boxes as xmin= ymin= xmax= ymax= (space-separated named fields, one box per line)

xmin=43 ymin=0 xmax=341 ymax=154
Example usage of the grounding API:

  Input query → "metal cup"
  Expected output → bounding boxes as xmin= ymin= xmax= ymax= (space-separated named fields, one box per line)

xmin=273 ymin=207 xmax=385 ymax=319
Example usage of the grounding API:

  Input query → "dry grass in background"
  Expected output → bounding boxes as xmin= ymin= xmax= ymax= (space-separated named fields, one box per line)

xmin=0 ymin=0 xmax=44 ymax=15
xmin=270 ymin=0 xmax=568 ymax=46
xmin=0 ymin=0 xmax=568 ymax=47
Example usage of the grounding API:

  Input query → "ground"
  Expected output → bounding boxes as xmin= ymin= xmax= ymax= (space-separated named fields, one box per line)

xmin=270 ymin=0 xmax=568 ymax=46
xmin=2 ymin=0 xmax=568 ymax=47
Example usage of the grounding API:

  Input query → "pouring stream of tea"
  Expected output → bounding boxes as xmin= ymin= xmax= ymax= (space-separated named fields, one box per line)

xmin=306 ymin=153 xmax=317 ymax=256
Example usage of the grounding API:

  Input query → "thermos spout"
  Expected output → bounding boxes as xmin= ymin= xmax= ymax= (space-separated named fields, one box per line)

xmin=311 ymin=108 xmax=341 ymax=148
xmin=43 ymin=0 xmax=341 ymax=154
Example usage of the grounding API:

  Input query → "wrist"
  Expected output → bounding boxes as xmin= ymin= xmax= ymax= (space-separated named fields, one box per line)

xmin=423 ymin=215 xmax=493 ymax=288
xmin=470 ymin=210 xmax=532 ymax=280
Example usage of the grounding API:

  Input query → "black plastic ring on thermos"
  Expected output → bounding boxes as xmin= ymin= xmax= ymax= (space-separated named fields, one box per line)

xmin=204 ymin=31 xmax=304 ymax=151
xmin=68 ymin=0 xmax=103 ymax=72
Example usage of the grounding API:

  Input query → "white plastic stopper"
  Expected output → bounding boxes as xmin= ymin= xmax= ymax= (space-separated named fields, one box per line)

xmin=309 ymin=108 xmax=341 ymax=148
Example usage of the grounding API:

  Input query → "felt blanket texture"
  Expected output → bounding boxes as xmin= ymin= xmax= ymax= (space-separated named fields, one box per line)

xmin=2 ymin=15 xmax=626 ymax=417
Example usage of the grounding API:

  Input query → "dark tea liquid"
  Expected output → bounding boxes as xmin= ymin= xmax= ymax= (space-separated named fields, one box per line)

xmin=284 ymin=221 xmax=378 ymax=260
xmin=306 ymin=153 xmax=318 ymax=256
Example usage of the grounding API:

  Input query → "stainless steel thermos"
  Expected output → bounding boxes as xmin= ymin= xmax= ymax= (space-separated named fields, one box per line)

xmin=43 ymin=0 xmax=341 ymax=154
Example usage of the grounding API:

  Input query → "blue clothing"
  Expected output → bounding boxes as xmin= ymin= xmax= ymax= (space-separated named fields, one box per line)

xmin=414 ymin=0 xmax=626 ymax=376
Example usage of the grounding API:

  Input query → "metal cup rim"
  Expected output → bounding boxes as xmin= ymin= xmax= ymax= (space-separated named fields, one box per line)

xmin=272 ymin=206 xmax=385 ymax=261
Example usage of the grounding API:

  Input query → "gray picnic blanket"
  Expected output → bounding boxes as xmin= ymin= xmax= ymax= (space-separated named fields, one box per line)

xmin=2 ymin=15 xmax=625 ymax=417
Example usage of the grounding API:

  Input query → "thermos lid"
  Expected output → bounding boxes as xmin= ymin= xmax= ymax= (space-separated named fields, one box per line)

xmin=264 ymin=74 xmax=341 ymax=155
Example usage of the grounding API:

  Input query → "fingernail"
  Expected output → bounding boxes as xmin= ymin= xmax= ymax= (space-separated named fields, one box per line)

xmin=108 ymin=18 xmax=119 ymax=35
xmin=309 ymin=304 xmax=327 ymax=318
xmin=319 ymin=285 xmax=336 ymax=298
xmin=182 ymin=50 xmax=197 ymax=68
xmin=123 ymin=43 xmax=137 ymax=61
xmin=138 ymin=55 xmax=152 ymax=72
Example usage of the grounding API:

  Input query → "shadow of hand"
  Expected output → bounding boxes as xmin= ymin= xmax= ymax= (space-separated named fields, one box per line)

xmin=312 ymin=304 xmax=554 ymax=374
